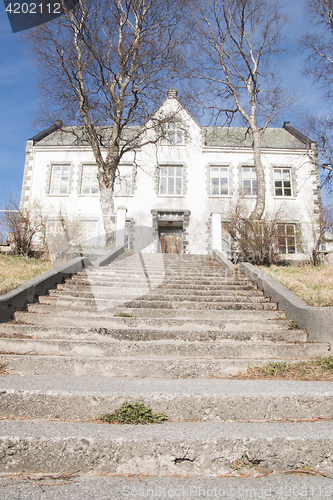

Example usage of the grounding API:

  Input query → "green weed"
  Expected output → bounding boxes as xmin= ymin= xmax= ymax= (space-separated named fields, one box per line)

xmin=99 ymin=401 xmax=167 ymax=424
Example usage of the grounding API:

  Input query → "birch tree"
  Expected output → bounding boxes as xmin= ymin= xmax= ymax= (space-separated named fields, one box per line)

xmin=24 ymin=0 xmax=185 ymax=244
xmin=190 ymin=0 xmax=289 ymax=220
xmin=301 ymin=0 xmax=333 ymax=195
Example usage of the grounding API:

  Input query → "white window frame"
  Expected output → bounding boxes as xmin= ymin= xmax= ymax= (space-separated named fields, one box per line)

xmin=278 ymin=223 xmax=296 ymax=254
xmin=274 ymin=168 xmax=292 ymax=197
xmin=242 ymin=167 xmax=257 ymax=196
xmin=49 ymin=165 xmax=70 ymax=195
xmin=114 ymin=165 xmax=133 ymax=196
xmin=159 ymin=165 xmax=183 ymax=196
xmin=210 ymin=166 xmax=229 ymax=196
xmin=81 ymin=165 xmax=99 ymax=195
xmin=161 ymin=122 xmax=184 ymax=145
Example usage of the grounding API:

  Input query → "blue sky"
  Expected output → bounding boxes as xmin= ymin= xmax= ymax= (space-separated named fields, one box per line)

xmin=0 ymin=0 xmax=328 ymax=208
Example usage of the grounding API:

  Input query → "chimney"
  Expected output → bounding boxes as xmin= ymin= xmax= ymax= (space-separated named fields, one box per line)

xmin=167 ymin=89 xmax=178 ymax=99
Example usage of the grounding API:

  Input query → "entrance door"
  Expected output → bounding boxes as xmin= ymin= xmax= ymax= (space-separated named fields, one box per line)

xmin=159 ymin=227 xmax=183 ymax=253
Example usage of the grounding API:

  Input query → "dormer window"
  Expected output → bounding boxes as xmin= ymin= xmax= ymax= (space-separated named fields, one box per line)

xmin=161 ymin=122 xmax=183 ymax=145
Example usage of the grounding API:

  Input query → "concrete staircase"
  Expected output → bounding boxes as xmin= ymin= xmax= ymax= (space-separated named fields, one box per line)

xmin=0 ymin=253 xmax=333 ymax=484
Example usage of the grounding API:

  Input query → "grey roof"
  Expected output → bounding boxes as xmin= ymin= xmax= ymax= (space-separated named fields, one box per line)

xmin=35 ymin=126 xmax=140 ymax=147
xmin=204 ymin=126 xmax=308 ymax=150
xmin=34 ymin=123 xmax=308 ymax=150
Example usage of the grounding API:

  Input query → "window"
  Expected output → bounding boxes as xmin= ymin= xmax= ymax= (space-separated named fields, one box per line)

xmin=114 ymin=165 xmax=133 ymax=196
xmin=161 ymin=122 xmax=183 ymax=145
xmin=159 ymin=166 xmax=183 ymax=195
xmin=278 ymin=223 xmax=296 ymax=254
xmin=274 ymin=168 xmax=292 ymax=197
xmin=49 ymin=165 xmax=70 ymax=194
xmin=210 ymin=166 xmax=229 ymax=195
xmin=221 ymin=226 xmax=232 ymax=253
xmin=242 ymin=167 xmax=257 ymax=196
xmin=81 ymin=165 xmax=99 ymax=195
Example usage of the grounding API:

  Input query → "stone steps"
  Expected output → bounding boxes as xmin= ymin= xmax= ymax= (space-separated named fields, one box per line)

xmin=1 ymin=419 xmax=333 ymax=475
xmin=2 ymin=376 xmax=332 ymax=422
xmin=21 ymin=305 xmax=285 ymax=320
xmin=0 ymin=337 xmax=326 ymax=359
xmin=0 ymin=323 xmax=308 ymax=342
xmin=0 ymin=353 xmax=278 ymax=378
xmin=0 ymin=252 xmax=332 ymax=480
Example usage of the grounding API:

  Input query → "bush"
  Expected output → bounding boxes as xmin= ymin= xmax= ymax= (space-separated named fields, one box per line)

xmin=224 ymin=201 xmax=284 ymax=266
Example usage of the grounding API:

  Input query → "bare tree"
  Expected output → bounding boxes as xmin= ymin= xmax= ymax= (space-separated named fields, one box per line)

xmin=1 ymin=198 xmax=45 ymax=256
xmin=24 ymin=0 xmax=186 ymax=244
xmin=224 ymin=199 xmax=285 ymax=265
xmin=189 ymin=0 xmax=290 ymax=220
xmin=300 ymin=0 xmax=333 ymax=195
xmin=310 ymin=203 xmax=333 ymax=265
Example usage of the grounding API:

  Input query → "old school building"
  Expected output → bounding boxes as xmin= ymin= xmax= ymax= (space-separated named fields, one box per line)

xmin=20 ymin=90 xmax=322 ymax=260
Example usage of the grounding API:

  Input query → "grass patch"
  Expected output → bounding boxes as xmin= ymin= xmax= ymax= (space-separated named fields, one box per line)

xmin=99 ymin=401 xmax=167 ymax=424
xmin=114 ymin=312 xmax=135 ymax=318
xmin=258 ymin=264 xmax=333 ymax=307
xmin=0 ymin=254 xmax=52 ymax=295
xmin=238 ymin=357 xmax=333 ymax=381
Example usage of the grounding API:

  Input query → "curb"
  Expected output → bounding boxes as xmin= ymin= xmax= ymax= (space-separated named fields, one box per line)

xmin=0 ymin=256 xmax=92 ymax=323
xmin=92 ymin=246 xmax=125 ymax=267
xmin=0 ymin=247 xmax=126 ymax=323
xmin=239 ymin=262 xmax=333 ymax=347
xmin=212 ymin=249 xmax=234 ymax=270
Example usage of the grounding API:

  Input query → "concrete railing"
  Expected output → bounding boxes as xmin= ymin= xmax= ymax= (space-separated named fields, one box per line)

xmin=212 ymin=249 xmax=333 ymax=347
xmin=212 ymin=249 xmax=234 ymax=270
xmin=93 ymin=245 xmax=125 ymax=267
xmin=239 ymin=262 xmax=333 ymax=348
xmin=0 ymin=256 xmax=92 ymax=323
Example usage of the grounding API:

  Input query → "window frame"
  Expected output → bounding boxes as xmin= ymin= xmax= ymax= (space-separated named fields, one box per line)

xmin=274 ymin=167 xmax=292 ymax=197
xmin=114 ymin=165 xmax=133 ymax=197
xmin=242 ymin=166 xmax=257 ymax=196
xmin=278 ymin=223 xmax=296 ymax=254
xmin=210 ymin=166 xmax=229 ymax=196
xmin=160 ymin=122 xmax=184 ymax=145
xmin=159 ymin=165 xmax=183 ymax=196
xmin=49 ymin=164 xmax=70 ymax=195
xmin=80 ymin=165 xmax=99 ymax=195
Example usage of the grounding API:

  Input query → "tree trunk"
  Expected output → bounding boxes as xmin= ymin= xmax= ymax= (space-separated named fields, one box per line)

xmin=249 ymin=127 xmax=266 ymax=221
xmin=97 ymin=153 xmax=118 ymax=247
xmin=99 ymin=184 xmax=116 ymax=247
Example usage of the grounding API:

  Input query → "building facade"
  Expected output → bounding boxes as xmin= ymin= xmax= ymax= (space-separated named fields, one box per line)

xmin=20 ymin=91 xmax=322 ymax=260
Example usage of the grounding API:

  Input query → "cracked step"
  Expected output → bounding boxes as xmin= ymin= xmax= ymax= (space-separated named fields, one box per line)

xmin=1 ymin=420 xmax=333 ymax=475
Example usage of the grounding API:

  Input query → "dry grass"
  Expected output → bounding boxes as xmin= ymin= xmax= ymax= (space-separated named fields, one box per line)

xmin=0 ymin=363 xmax=7 ymax=374
xmin=0 ymin=254 xmax=52 ymax=295
xmin=258 ymin=264 xmax=333 ymax=307
xmin=236 ymin=357 xmax=333 ymax=381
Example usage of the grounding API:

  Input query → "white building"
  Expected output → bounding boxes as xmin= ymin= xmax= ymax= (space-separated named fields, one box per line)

xmin=20 ymin=90 xmax=322 ymax=260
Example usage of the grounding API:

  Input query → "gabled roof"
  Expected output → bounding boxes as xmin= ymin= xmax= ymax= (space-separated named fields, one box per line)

xmin=30 ymin=91 xmax=310 ymax=151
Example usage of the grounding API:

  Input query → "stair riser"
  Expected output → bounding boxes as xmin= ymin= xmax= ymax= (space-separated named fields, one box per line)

xmin=0 ymin=354 xmax=276 ymax=378
xmin=70 ymin=277 xmax=252 ymax=286
xmin=35 ymin=298 xmax=277 ymax=310
xmin=44 ymin=293 xmax=270 ymax=304
xmin=1 ymin=421 xmax=333 ymax=475
xmin=17 ymin=308 xmax=287 ymax=325
xmin=0 ymin=338 xmax=327 ymax=359
xmin=0 ymin=324 xmax=308 ymax=342
xmin=54 ymin=285 xmax=263 ymax=298
xmin=2 ymin=392 xmax=333 ymax=422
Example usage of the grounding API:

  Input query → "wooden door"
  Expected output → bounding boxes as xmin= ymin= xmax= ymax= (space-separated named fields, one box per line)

xmin=159 ymin=228 xmax=182 ymax=254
